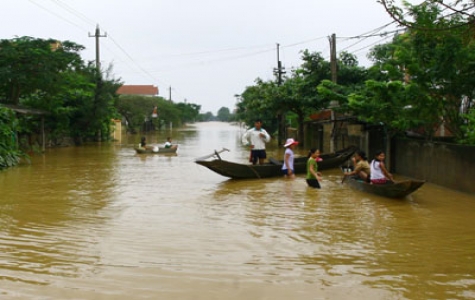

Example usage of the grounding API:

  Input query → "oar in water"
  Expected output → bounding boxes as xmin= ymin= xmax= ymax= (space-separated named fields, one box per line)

xmin=340 ymin=164 xmax=352 ymax=183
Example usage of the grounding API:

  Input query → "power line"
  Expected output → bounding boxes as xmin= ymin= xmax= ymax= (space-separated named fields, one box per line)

xmin=29 ymin=0 xmax=180 ymax=98
xmin=351 ymin=35 xmax=394 ymax=54
xmin=27 ymin=0 xmax=88 ymax=33
xmin=281 ymin=36 xmax=327 ymax=48
xmin=155 ymin=43 xmax=275 ymax=59
xmin=338 ymin=28 xmax=405 ymax=40
xmin=48 ymin=0 xmax=96 ymax=26
xmin=338 ymin=29 xmax=404 ymax=53
xmin=338 ymin=21 xmax=397 ymax=41
xmin=133 ymin=47 xmax=276 ymax=74
xmin=107 ymin=34 xmax=157 ymax=81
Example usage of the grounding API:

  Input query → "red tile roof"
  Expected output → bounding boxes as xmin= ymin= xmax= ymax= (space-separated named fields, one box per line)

xmin=117 ymin=85 xmax=159 ymax=96
xmin=309 ymin=110 xmax=333 ymax=121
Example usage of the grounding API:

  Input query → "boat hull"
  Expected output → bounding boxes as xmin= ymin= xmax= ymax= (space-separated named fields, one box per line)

xmin=344 ymin=177 xmax=425 ymax=198
xmin=195 ymin=146 xmax=356 ymax=179
xmin=135 ymin=146 xmax=178 ymax=154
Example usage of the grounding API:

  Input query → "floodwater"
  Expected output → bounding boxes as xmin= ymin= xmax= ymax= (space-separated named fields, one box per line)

xmin=1 ymin=122 xmax=474 ymax=300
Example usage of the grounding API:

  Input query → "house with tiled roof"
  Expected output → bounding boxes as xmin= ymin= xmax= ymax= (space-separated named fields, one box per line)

xmin=117 ymin=85 xmax=159 ymax=97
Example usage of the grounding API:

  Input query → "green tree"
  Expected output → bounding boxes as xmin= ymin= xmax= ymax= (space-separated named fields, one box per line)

xmin=235 ymin=79 xmax=279 ymax=134
xmin=0 ymin=106 xmax=24 ymax=169
xmin=379 ymin=0 xmax=474 ymax=29
xmin=176 ymin=102 xmax=201 ymax=124
xmin=279 ymin=73 xmax=326 ymax=142
xmin=0 ymin=37 xmax=85 ymax=105
xmin=65 ymin=64 xmax=122 ymax=144
xmin=116 ymin=96 xmax=180 ymax=133
xmin=460 ymin=108 xmax=475 ymax=144
xmin=235 ymin=51 xmax=367 ymax=145
xmin=347 ymin=80 xmax=438 ymax=135
xmin=337 ymin=51 xmax=369 ymax=87
xmin=373 ymin=1 xmax=475 ymax=142
xmin=198 ymin=111 xmax=215 ymax=122
xmin=217 ymin=107 xmax=231 ymax=122
xmin=0 ymin=36 xmax=122 ymax=144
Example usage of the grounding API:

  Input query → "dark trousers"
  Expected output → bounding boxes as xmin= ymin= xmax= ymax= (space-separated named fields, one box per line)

xmin=306 ymin=179 xmax=321 ymax=189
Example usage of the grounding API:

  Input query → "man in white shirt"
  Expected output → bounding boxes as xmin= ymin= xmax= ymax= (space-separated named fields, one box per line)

xmin=241 ymin=119 xmax=271 ymax=165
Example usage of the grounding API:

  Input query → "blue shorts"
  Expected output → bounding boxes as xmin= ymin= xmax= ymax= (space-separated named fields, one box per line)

xmin=282 ymin=169 xmax=294 ymax=175
xmin=251 ymin=149 xmax=266 ymax=164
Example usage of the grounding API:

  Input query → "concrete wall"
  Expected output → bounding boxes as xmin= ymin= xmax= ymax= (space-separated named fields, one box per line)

xmin=347 ymin=124 xmax=367 ymax=152
xmin=393 ymin=138 xmax=475 ymax=194
xmin=322 ymin=124 xmax=332 ymax=153
xmin=305 ymin=122 xmax=370 ymax=154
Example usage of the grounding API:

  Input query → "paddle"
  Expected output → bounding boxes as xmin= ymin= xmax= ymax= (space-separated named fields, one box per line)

xmin=340 ymin=163 xmax=352 ymax=183
xmin=195 ymin=148 xmax=230 ymax=161
xmin=341 ymin=174 xmax=348 ymax=184
xmin=341 ymin=171 xmax=351 ymax=184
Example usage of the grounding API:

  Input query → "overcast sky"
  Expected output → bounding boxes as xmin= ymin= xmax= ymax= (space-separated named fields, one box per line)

xmin=2 ymin=0 xmax=400 ymax=114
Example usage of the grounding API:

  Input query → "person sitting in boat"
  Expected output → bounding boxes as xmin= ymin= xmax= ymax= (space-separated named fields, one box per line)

xmin=282 ymin=138 xmax=298 ymax=178
xmin=343 ymin=150 xmax=370 ymax=182
xmin=370 ymin=150 xmax=394 ymax=184
xmin=139 ymin=136 xmax=148 ymax=149
xmin=306 ymin=148 xmax=323 ymax=188
xmin=164 ymin=137 xmax=177 ymax=149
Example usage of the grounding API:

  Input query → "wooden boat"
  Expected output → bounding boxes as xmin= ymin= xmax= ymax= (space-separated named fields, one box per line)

xmin=343 ymin=177 xmax=425 ymax=198
xmin=195 ymin=146 xmax=357 ymax=179
xmin=135 ymin=145 xmax=178 ymax=154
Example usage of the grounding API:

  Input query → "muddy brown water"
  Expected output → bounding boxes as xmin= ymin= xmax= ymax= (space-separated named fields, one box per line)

xmin=1 ymin=122 xmax=474 ymax=300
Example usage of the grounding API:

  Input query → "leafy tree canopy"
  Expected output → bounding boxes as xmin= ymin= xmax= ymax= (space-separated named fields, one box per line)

xmin=217 ymin=107 xmax=232 ymax=122
xmin=0 ymin=36 xmax=85 ymax=105
xmin=364 ymin=2 xmax=475 ymax=141
xmin=0 ymin=36 xmax=123 ymax=144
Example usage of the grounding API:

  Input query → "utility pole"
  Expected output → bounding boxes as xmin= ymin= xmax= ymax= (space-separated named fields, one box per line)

xmin=328 ymin=33 xmax=337 ymax=152
xmin=89 ymin=24 xmax=107 ymax=72
xmin=88 ymin=25 xmax=107 ymax=141
xmin=329 ymin=33 xmax=337 ymax=84
xmin=273 ymin=43 xmax=286 ymax=145
xmin=169 ymin=86 xmax=172 ymax=102
xmin=274 ymin=43 xmax=285 ymax=86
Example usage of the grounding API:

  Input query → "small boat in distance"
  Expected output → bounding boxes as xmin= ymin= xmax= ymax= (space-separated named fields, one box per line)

xmin=343 ymin=176 xmax=425 ymax=198
xmin=195 ymin=146 xmax=357 ymax=179
xmin=135 ymin=145 xmax=178 ymax=154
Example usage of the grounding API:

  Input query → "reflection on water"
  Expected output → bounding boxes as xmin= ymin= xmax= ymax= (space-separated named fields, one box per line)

xmin=0 ymin=122 xmax=474 ymax=299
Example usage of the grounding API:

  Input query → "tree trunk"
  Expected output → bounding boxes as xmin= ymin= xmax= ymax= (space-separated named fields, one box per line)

xmin=298 ymin=113 xmax=305 ymax=147
xmin=8 ymin=82 xmax=21 ymax=104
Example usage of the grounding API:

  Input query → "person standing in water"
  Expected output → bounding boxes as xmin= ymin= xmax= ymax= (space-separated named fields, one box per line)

xmin=306 ymin=148 xmax=322 ymax=188
xmin=282 ymin=138 xmax=299 ymax=178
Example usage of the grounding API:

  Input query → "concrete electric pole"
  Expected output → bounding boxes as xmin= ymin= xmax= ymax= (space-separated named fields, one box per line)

xmin=89 ymin=24 xmax=107 ymax=72
xmin=273 ymin=43 xmax=286 ymax=145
